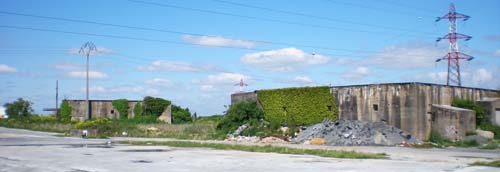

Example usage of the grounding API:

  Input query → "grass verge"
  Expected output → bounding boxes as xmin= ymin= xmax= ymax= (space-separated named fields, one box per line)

xmin=122 ymin=141 xmax=387 ymax=159
xmin=470 ymin=160 xmax=500 ymax=167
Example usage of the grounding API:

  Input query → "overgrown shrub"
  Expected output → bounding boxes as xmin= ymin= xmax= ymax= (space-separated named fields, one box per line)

xmin=112 ymin=99 xmax=129 ymax=119
xmin=59 ymin=100 xmax=72 ymax=122
xmin=258 ymin=86 xmax=338 ymax=127
xmin=451 ymin=98 xmax=500 ymax=139
xmin=172 ymin=105 xmax=192 ymax=124
xmin=451 ymin=98 xmax=487 ymax=125
xmin=217 ymin=101 xmax=265 ymax=135
xmin=143 ymin=96 xmax=171 ymax=117
xmin=133 ymin=102 xmax=143 ymax=117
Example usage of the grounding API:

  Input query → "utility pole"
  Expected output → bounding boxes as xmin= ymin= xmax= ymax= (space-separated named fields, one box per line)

xmin=435 ymin=3 xmax=473 ymax=86
xmin=79 ymin=42 xmax=97 ymax=120
xmin=55 ymin=80 xmax=59 ymax=117
xmin=234 ymin=78 xmax=248 ymax=92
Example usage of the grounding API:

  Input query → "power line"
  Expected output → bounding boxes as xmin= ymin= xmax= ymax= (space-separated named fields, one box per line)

xmin=375 ymin=0 xmax=440 ymax=14
xmin=0 ymin=25 xmax=442 ymax=60
xmin=324 ymin=0 xmax=434 ymax=18
xmin=127 ymin=0 xmax=416 ymax=36
xmin=210 ymin=0 xmax=434 ymax=35
xmin=0 ymin=11 xmax=434 ymax=55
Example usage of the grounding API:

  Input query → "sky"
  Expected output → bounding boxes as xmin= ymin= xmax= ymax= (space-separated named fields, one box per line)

xmin=0 ymin=0 xmax=499 ymax=116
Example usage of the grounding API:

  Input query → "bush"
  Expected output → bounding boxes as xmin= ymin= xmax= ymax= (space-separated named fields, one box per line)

xmin=217 ymin=101 xmax=265 ymax=135
xmin=451 ymin=98 xmax=487 ymax=125
xmin=172 ymin=105 xmax=192 ymax=124
xmin=258 ymin=87 xmax=337 ymax=128
xmin=3 ymin=98 xmax=34 ymax=118
xmin=112 ymin=99 xmax=129 ymax=119
xmin=59 ymin=100 xmax=72 ymax=122
xmin=133 ymin=102 xmax=143 ymax=117
xmin=143 ymin=96 xmax=171 ymax=117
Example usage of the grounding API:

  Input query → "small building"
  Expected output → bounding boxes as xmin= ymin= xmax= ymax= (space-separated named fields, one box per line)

xmin=65 ymin=100 xmax=172 ymax=124
xmin=477 ymin=97 xmax=500 ymax=127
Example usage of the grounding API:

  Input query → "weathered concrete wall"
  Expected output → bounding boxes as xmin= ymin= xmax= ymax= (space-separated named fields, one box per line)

xmin=477 ymin=98 xmax=500 ymax=126
xmin=430 ymin=104 xmax=475 ymax=141
xmin=231 ymin=91 xmax=258 ymax=105
xmin=230 ymin=82 xmax=498 ymax=140
xmin=67 ymin=100 xmax=140 ymax=120
xmin=332 ymin=82 xmax=497 ymax=140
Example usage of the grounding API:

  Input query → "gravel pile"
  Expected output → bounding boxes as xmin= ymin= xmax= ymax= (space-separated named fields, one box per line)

xmin=293 ymin=120 xmax=420 ymax=146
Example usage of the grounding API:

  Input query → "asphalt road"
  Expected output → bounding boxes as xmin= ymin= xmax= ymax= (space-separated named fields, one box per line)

xmin=0 ymin=127 xmax=499 ymax=172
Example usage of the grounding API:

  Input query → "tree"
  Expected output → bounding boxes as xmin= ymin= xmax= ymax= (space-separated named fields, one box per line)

xmin=59 ymin=100 xmax=72 ymax=122
xmin=3 ymin=98 xmax=34 ymax=118
xmin=112 ymin=99 xmax=129 ymax=119
xmin=143 ymin=96 xmax=171 ymax=117
xmin=172 ymin=105 xmax=192 ymax=124
xmin=217 ymin=101 xmax=264 ymax=131
xmin=133 ymin=102 xmax=143 ymax=117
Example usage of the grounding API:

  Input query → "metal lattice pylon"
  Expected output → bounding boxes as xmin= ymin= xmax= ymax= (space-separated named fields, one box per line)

xmin=435 ymin=3 xmax=474 ymax=86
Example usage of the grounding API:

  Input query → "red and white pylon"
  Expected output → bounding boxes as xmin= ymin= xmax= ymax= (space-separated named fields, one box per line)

xmin=235 ymin=78 xmax=248 ymax=92
xmin=435 ymin=3 xmax=474 ymax=86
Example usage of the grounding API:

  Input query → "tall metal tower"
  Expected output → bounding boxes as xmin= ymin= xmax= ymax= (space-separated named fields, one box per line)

xmin=79 ymin=42 xmax=97 ymax=120
xmin=435 ymin=3 xmax=473 ymax=86
xmin=235 ymin=78 xmax=248 ymax=92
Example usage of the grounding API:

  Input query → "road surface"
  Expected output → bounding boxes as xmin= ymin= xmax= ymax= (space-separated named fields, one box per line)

xmin=0 ymin=127 xmax=499 ymax=172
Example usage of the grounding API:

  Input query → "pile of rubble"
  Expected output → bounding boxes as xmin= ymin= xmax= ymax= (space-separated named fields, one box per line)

xmin=293 ymin=120 xmax=421 ymax=146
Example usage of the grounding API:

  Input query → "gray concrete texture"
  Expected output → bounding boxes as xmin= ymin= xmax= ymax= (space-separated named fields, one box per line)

xmin=477 ymin=97 xmax=500 ymax=126
xmin=1 ymin=127 xmax=500 ymax=172
xmin=431 ymin=104 xmax=476 ymax=141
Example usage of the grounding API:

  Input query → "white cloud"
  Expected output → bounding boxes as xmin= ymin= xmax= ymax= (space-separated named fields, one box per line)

xmin=241 ymin=47 xmax=330 ymax=72
xmin=291 ymin=76 xmax=314 ymax=85
xmin=80 ymin=86 xmax=108 ymax=94
xmin=145 ymin=78 xmax=172 ymax=87
xmin=341 ymin=67 xmax=370 ymax=80
xmin=145 ymin=88 xmax=161 ymax=95
xmin=110 ymin=86 xmax=144 ymax=93
xmin=472 ymin=68 xmax=493 ymax=85
xmin=363 ymin=42 xmax=445 ymax=69
xmin=0 ymin=64 xmax=16 ymax=73
xmin=194 ymin=73 xmax=251 ymax=92
xmin=68 ymin=47 xmax=113 ymax=56
xmin=50 ymin=62 xmax=82 ymax=71
xmin=494 ymin=49 xmax=500 ymax=57
xmin=200 ymin=85 xmax=216 ymax=92
xmin=204 ymin=73 xmax=249 ymax=85
xmin=67 ymin=71 xmax=108 ymax=79
xmin=182 ymin=35 xmax=259 ymax=48
xmin=137 ymin=60 xmax=218 ymax=72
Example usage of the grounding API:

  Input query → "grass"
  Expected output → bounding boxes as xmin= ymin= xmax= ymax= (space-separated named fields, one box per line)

xmin=123 ymin=141 xmax=387 ymax=159
xmin=0 ymin=119 xmax=72 ymax=133
xmin=470 ymin=160 xmax=500 ymax=167
xmin=128 ymin=122 xmax=218 ymax=140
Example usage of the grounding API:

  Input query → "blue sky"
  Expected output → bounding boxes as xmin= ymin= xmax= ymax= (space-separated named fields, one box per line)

xmin=0 ymin=0 xmax=499 ymax=116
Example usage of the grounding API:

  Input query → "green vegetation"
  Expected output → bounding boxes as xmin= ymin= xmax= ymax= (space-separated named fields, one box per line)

xmin=133 ymin=102 xmax=143 ymax=116
xmin=0 ymin=116 xmax=72 ymax=133
xmin=428 ymin=131 xmax=478 ymax=147
xmin=124 ymin=141 xmax=387 ymax=159
xmin=172 ymin=105 xmax=192 ymax=124
xmin=470 ymin=160 xmax=500 ymax=167
xmin=258 ymin=86 xmax=338 ymax=128
xmin=3 ymin=98 xmax=34 ymax=118
xmin=143 ymin=96 xmax=171 ymax=117
xmin=452 ymin=98 xmax=500 ymax=139
xmin=216 ymin=101 xmax=273 ymax=138
xmin=59 ymin=100 xmax=72 ymax=122
xmin=112 ymin=99 xmax=129 ymax=119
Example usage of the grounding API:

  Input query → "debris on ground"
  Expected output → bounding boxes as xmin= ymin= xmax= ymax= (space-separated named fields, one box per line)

xmin=224 ymin=136 xmax=260 ymax=143
xmin=260 ymin=136 xmax=289 ymax=144
xmin=293 ymin=120 xmax=421 ymax=146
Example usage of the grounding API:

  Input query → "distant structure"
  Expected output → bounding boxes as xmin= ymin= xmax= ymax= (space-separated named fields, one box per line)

xmin=231 ymin=82 xmax=500 ymax=140
xmin=235 ymin=78 xmax=249 ymax=92
xmin=435 ymin=3 xmax=474 ymax=86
